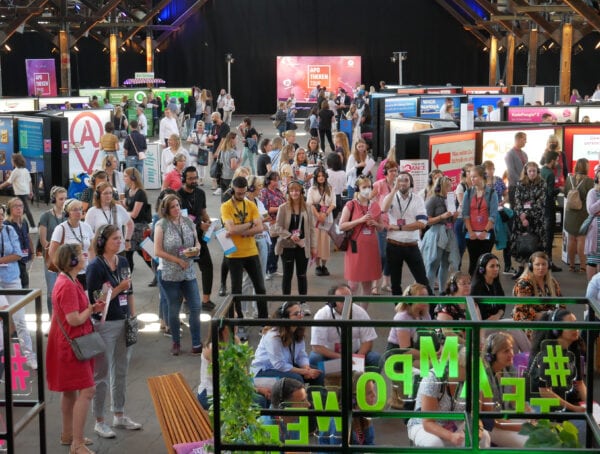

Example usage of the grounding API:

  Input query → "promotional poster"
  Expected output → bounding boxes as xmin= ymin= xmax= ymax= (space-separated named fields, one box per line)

xmin=0 ymin=116 xmax=15 ymax=176
xmin=17 ymin=116 xmax=46 ymax=172
xmin=63 ymin=109 xmax=112 ymax=175
xmin=419 ymin=95 xmax=464 ymax=119
xmin=384 ymin=97 xmax=418 ymax=117
xmin=25 ymin=59 xmax=58 ymax=97
xmin=507 ymin=106 xmax=578 ymax=123
xmin=429 ymin=132 xmax=477 ymax=189
xmin=276 ymin=56 xmax=361 ymax=101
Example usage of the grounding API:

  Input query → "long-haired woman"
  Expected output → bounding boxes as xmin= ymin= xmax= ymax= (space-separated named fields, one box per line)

xmin=123 ymin=167 xmax=152 ymax=272
xmin=101 ymin=154 xmax=125 ymax=195
xmin=46 ymin=244 xmax=106 ymax=454
xmin=564 ymin=158 xmax=594 ymax=272
xmin=510 ymin=161 xmax=546 ymax=277
xmin=585 ymin=164 xmax=600 ymax=279
xmin=345 ymin=138 xmax=375 ymax=199
xmin=339 ymin=175 xmax=383 ymax=302
xmin=454 ymin=163 xmax=474 ymax=267
xmin=334 ymin=131 xmax=351 ymax=169
xmin=271 ymin=181 xmax=317 ymax=314
xmin=113 ymin=106 xmax=128 ymax=139
xmin=307 ymin=167 xmax=335 ymax=276
xmin=215 ymin=131 xmax=239 ymax=198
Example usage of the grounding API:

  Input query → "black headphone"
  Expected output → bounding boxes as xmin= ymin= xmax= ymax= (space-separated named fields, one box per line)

xmin=5 ymin=202 xmax=10 ymax=216
xmin=427 ymin=173 xmax=434 ymax=187
xmin=67 ymin=243 xmax=79 ymax=268
xmin=50 ymin=186 xmax=64 ymax=204
xmin=528 ymin=252 xmax=549 ymax=272
xmin=595 ymin=173 xmax=599 ymax=185
xmin=485 ymin=333 xmax=499 ymax=364
xmin=398 ymin=171 xmax=414 ymax=188
xmin=326 ymin=283 xmax=350 ymax=307
xmin=105 ymin=158 xmax=112 ymax=167
xmin=272 ymin=377 xmax=291 ymax=409
xmin=129 ymin=170 xmax=137 ymax=182
xmin=448 ymin=273 xmax=459 ymax=294
xmin=278 ymin=301 xmax=293 ymax=319
xmin=181 ymin=166 xmax=197 ymax=184
xmin=90 ymin=170 xmax=104 ymax=187
xmin=354 ymin=175 xmax=371 ymax=194
xmin=477 ymin=253 xmax=496 ymax=276
xmin=551 ymin=308 xmax=564 ymax=338
xmin=247 ymin=175 xmax=257 ymax=193
xmin=96 ymin=224 xmax=109 ymax=250
xmin=461 ymin=166 xmax=467 ymax=179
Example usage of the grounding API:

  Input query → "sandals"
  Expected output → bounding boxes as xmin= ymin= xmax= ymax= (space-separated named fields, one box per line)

xmin=371 ymin=285 xmax=380 ymax=295
xmin=61 ymin=435 xmax=93 ymax=446
xmin=569 ymin=266 xmax=576 ymax=272
xmin=69 ymin=443 xmax=95 ymax=454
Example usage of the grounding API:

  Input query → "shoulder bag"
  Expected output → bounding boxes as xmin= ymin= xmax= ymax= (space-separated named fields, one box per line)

xmin=210 ymin=150 xmax=223 ymax=181
xmin=328 ymin=201 xmax=355 ymax=251
xmin=57 ymin=315 xmax=106 ymax=361
xmin=128 ymin=134 xmax=146 ymax=160
xmin=125 ymin=316 xmax=139 ymax=347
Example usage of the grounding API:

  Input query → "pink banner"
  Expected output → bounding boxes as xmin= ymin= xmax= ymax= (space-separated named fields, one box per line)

xmin=276 ymin=56 xmax=361 ymax=102
xmin=507 ymin=106 xmax=577 ymax=123
xmin=25 ymin=59 xmax=57 ymax=97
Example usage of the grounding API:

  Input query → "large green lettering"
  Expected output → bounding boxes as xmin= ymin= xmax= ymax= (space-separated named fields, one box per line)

xmin=530 ymin=397 xmax=561 ymax=413
xmin=501 ymin=377 xmax=526 ymax=412
xmin=479 ymin=360 xmax=493 ymax=398
xmin=421 ymin=336 xmax=459 ymax=379
xmin=284 ymin=416 xmax=310 ymax=446
xmin=384 ymin=353 xmax=413 ymax=395
xmin=262 ymin=423 xmax=280 ymax=444
xmin=356 ymin=372 xmax=386 ymax=410
xmin=311 ymin=390 xmax=341 ymax=433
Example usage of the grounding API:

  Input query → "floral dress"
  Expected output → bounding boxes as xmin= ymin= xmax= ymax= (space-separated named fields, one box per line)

xmin=511 ymin=180 xmax=546 ymax=262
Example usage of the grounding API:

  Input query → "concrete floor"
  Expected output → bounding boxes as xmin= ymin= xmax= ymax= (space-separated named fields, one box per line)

xmin=7 ymin=115 xmax=599 ymax=453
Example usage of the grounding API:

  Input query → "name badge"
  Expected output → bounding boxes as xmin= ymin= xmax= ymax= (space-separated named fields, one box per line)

xmin=524 ymin=202 xmax=532 ymax=209
xmin=445 ymin=222 xmax=453 ymax=230
xmin=397 ymin=219 xmax=406 ymax=227
xmin=334 ymin=343 xmax=341 ymax=353
xmin=118 ymin=294 xmax=128 ymax=306
xmin=362 ymin=227 xmax=372 ymax=235
xmin=476 ymin=216 xmax=483 ymax=223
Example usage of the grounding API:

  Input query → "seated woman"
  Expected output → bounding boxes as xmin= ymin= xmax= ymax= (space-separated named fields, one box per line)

xmin=260 ymin=377 xmax=310 ymax=443
xmin=386 ymin=283 xmax=431 ymax=366
xmin=513 ymin=251 xmax=562 ymax=322
xmin=481 ymin=332 xmax=528 ymax=448
xmin=526 ymin=309 xmax=586 ymax=446
xmin=407 ymin=346 xmax=491 ymax=448
xmin=251 ymin=302 xmax=323 ymax=386
xmin=434 ymin=271 xmax=472 ymax=344
xmin=470 ymin=253 xmax=506 ymax=321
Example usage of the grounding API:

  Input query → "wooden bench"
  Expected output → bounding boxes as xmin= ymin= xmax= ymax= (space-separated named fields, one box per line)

xmin=147 ymin=372 xmax=213 ymax=454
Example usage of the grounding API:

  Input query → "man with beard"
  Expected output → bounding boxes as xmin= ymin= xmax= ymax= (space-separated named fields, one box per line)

xmin=178 ymin=166 xmax=216 ymax=311
xmin=220 ymin=176 xmax=267 ymax=319
xmin=380 ymin=171 xmax=431 ymax=296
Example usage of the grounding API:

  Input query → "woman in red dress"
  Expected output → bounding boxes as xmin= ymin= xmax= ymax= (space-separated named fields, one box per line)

xmin=46 ymin=243 xmax=106 ymax=454
xmin=339 ymin=175 xmax=383 ymax=307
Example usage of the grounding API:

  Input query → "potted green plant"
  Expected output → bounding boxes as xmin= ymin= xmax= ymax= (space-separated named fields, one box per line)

xmin=518 ymin=419 xmax=580 ymax=448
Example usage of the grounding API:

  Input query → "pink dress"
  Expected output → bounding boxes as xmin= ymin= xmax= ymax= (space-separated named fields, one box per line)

xmin=46 ymin=274 xmax=95 ymax=392
xmin=344 ymin=199 xmax=383 ymax=281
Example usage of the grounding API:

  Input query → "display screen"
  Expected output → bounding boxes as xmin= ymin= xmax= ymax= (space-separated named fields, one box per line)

xmin=39 ymin=96 xmax=91 ymax=110
xmin=384 ymin=97 xmax=418 ymax=117
xmin=0 ymin=116 xmax=15 ymax=175
xmin=468 ymin=94 xmax=524 ymax=119
xmin=428 ymin=131 xmax=477 ymax=190
xmin=506 ymin=106 xmax=578 ymax=123
xmin=481 ymin=127 xmax=559 ymax=180
xmin=276 ymin=56 xmax=361 ymax=102
xmin=17 ymin=116 xmax=45 ymax=172
xmin=0 ymin=98 xmax=37 ymax=113
xmin=578 ymin=106 xmax=600 ymax=123
xmin=563 ymin=126 xmax=600 ymax=176
xmin=419 ymin=95 xmax=464 ymax=119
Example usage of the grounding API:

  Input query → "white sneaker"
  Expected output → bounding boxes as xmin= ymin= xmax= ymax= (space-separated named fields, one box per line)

xmin=264 ymin=273 xmax=272 ymax=281
xmin=212 ymin=188 xmax=221 ymax=196
xmin=29 ymin=227 xmax=38 ymax=234
xmin=26 ymin=356 xmax=38 ymax=370
xmin=302 ymin=303 xmax=312 ymax=316
xmin=94 ymin=421 xmax=116 ymax=438
xmin=112 ymin=415 xmax=142 ymax=430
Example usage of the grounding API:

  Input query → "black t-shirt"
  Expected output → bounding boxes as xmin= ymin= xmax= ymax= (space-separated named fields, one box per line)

xmin=256 ymin=154 xmax=271 ymax=176
xmin=211 ymin=122 xmax=230 ymax=152
xmin=318 ymin=109 xmax=334 ymax=130
xmin=87 ymin=255 xmax=131 ymax=321
xmin=124 ymin=188 xmax=151 ymax=223
xmin=177 ymin=187 xmax=207 ymax=236
xmin=244 ymin=127 xmax=258 ymax=140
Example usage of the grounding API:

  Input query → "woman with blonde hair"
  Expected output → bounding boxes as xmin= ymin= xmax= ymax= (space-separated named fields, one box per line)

xmin=278 ymin=143 xmax=296 ymax=173
xmin=215 ymin=131 xmax=239 ymax=198
xmin=306 ymin=167 xmax=335 ymax=276
xmin=101 ymin=154 xmax=125 ymax=195
xmin=334 ymin=131 xmax=350 ymax=168
xmin=346 ymin=138 xmax=375 ymax=199
xmin=564 ymin=158 xmax=594 ymax=272
xmin=455 ymin=163 xmax=473 ymax=267
xmin=113 ymin=106 xmax=128 ymax=139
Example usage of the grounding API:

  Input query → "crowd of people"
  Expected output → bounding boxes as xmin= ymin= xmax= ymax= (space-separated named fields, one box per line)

xmin=2 ymin=84 xmax=600 ymax=452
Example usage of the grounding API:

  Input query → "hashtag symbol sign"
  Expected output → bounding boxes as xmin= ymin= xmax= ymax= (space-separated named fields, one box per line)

xmin=542 ymin=344 xmax=571 ymax=388
xmin=0 ymin=343 xmax=31 ymax=391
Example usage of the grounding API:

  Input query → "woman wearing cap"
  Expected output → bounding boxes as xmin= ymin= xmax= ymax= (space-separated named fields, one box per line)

xmin=584 ymin=164 xmax=600 ymax=279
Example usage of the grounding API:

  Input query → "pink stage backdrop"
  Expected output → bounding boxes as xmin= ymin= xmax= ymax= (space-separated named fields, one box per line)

xmin=276 ymin=56 xmax=361 ymax=101
xmin=25 ymin=59 xmax=57 ymax=97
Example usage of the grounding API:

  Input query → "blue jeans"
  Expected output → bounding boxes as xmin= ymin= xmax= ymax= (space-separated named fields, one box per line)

xmin=241 ymin=147 xmax=256 ymax=174
xmin=156 ymin=270 xmax=169 ymax=326
xmin=44 ymin=267 xmax=58 ymax=315
xmin=160 ymin=277 xmax=202 ymax=347
xmin=309 ymin=351 xmax=381 ymax=371
xmin=255 ymin=368 xmax=324 ymax=387
xmin=126 ymin=155 xmax=144 ymax=176
xmin=454 ymin=218 xmax=467 ymax=269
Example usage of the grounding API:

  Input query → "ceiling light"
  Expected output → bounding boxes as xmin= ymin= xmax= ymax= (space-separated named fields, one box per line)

xmin=595 ymin=40 xmax=600 ymax=50
xmin=3 ymin=44 xmax=11 ymax=52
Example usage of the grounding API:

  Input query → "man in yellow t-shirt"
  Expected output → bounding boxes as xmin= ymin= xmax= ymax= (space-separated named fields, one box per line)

xmin=220 ymin=176 xmax=267 ymax=318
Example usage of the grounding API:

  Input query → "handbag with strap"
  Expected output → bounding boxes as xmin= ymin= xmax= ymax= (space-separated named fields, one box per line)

xmin=56 ymin=315 xmax=106 ymax=361
xmin=128 ymin=134 xmax=146 ymax=160
xmin=514 ymin=229 xmax=540 ymax=259
xmin=125 ymin=316 xmax=138 ymax=347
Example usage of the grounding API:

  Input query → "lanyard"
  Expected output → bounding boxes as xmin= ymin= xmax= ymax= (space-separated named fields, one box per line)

xmin=67 ymin=222 xmax=84 ymax=244
xmin=101 ymin=207 xmax=114 ymax=225
xmin=0 ymin=228 xmax=4 ymax=257
xmin=100 ymin=255 xmax=121 ymax=286
xmin=474 ymin=190 xmax=485 ymax=214
xmin=395 ymin=193 xmax=412 ymax=219
xmin=169 ymin=218 xmax=186 ymax=245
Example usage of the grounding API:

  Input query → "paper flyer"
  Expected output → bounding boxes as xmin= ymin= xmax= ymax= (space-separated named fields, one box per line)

xmin=215 ymin=228 xmax=237 ymax=255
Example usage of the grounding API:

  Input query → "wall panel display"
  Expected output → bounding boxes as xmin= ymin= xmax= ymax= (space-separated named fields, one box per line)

xmin=384 ymin=97 xmax=418 ymax=117
xmin=39 ymin=96 xmax=91 ymax=110
xmin=426 ymin=131 xmax=477 ymax=190
xmin=481 ymin=127 xmax=559 ymax=181
xmin=63 ymin=109 xmax=112 ymax=175
xmin=563 ymin=126 xmax=600 ymax=176
xmin=578 ymin=106 xmax=600 ymax=123
xmin=0 ymin=116 xmax=16 ymax=173
xmin=16 ymin=116 xmax=45 ymax=172
xmin=467 ymin=94 xmax=524 ymax=119
xmin=419 ymin=95 xmax=464 ymax=119
xmin=506 ymin=106 xmax=578 ymax=123
xmin=0 ymin=98 xmax=37 ymax=113
xmin=276 ymin=56 xmax=361 ymax=101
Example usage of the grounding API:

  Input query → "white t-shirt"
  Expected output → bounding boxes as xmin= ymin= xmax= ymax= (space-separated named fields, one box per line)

xmin=161 ymin=147 xmax=190 ymax=175
xmin=7 ymin=168 xmax=31 ymax=195
xmin=51 ymin=221 xmax=94 ymax=272
xmin=159 ymin=116 xmax=179 ymax=143
xmin=85 ymin=204 xmax=130 ymax=252
xmin=310 ymin=303 xmax=377 ymax=353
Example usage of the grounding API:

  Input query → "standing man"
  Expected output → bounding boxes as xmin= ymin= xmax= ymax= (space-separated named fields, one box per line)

xmin=309 ymin=284 xmax=380 ymax=370
xmin=136 ymin=106 xmax=148 ymax=137
xmin=123 ymin=120 xmax=147 ymax=176
xmin=488 ymin=100 xmax=504 ymax=121
xmin=541 ymin=151 xmax=562 ymax=272
xmin=221 ymin=176 xmax=267 ymax=319
xmin=335 ymin=88 xmax=351 ymax=129
xmin=159 ymin=107 xmax=179 ymax=148
xmin=178 ymin=166 xmax=216 ymax=310
xmin=505 ymin=132 xmax=528 ymax=207
xmin=380 ymin=171 xmax=431 ymax=295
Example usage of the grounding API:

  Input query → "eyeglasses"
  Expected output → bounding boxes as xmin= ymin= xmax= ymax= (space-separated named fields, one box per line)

xmin=290 ymin=310 xmax=303 ymax=317
xmin=69 ymin=207 xmax=83 ymax=212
